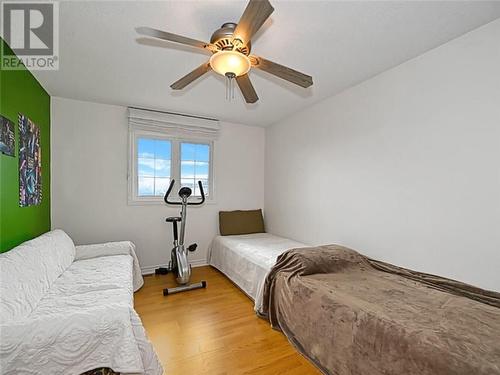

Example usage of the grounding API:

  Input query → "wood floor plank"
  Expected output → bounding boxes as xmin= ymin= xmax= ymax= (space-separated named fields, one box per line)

xmin=134 ymin=266 xmax=320 ymax=375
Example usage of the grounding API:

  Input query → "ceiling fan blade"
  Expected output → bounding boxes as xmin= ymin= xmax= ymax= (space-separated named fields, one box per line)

xmin=251 ymin=56 xmax=313 ymax=88
xmin=170 ymin=62 xmax=211 ymax=90
xmin=236 ymin=74 xmax=259 ymax=103
xmin=233 ymin=0 xmax=274 ymax=46
xmin=136 ymin=27 xmax=215 ymax=52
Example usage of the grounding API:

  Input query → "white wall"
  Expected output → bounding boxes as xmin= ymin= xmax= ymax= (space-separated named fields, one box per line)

xmin=51 ymin=97 xmax=265 ymax=272
xmin=265 ymin=20 xmax=500 ymax=291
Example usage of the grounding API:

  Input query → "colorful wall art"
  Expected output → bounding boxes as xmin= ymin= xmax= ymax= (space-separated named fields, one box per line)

xmin=0 ymin=38 xmax=51 ymax=252
xmin=0 ymin=115 xmax=15 ymax=156
xmin=19 ymin=114 xmax=42 ymax=207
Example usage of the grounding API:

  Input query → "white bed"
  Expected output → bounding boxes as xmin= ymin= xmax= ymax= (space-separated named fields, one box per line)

xmin=207 ymin=233 xmax=306 ymax=312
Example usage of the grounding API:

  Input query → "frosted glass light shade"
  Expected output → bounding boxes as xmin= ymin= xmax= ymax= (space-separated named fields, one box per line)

xmin=209 ymin=51 xmax=251 ymax=77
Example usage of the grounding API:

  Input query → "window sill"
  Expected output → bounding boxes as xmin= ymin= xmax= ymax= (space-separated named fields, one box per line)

xmin=127 ymin=198 xmax=217 ymax=206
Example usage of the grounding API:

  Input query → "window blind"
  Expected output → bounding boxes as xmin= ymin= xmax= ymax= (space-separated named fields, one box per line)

xmin=128 ymin=107 xmax=220 ymax=140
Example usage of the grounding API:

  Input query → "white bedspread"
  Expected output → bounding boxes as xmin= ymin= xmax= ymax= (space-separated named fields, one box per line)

xmin=75 ymin=241 xmax=145 ymax=292
xmin=0 ymin=231 xmax=162 ymax=375
xmin=208 ymin=233 xmax=306 ymax=312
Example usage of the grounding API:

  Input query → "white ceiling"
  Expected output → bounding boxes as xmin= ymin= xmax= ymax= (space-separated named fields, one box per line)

xmin=32 ymin=1 xmax=500 ymax=127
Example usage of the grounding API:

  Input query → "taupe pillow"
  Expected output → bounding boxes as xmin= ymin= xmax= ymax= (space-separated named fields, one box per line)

xmin=219 ymin=209 xmax=265 ymax=236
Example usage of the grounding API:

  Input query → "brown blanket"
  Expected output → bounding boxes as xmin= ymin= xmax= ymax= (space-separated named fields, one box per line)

xmin=260 ymin=245 xmax=500 ymax=375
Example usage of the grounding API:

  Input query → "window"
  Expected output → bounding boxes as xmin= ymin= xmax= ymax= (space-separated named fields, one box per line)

xmin=129 ymin=132 xmax=214 ymax=204
xmin=128 ymin=107 xmax=218 ymax=204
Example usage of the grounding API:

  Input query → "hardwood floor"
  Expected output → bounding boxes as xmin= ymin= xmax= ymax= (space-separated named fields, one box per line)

xmin=134 ymin=266 xmax=320 ymax=375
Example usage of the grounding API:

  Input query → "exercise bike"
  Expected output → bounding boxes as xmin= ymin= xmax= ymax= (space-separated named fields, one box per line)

xmin=158 ymin=179 xmax=207 ymax=296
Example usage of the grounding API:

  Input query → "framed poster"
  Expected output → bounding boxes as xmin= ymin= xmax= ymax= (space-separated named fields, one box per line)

xmin=19 ymin=114 xmax=42 ymax=207
xmin=0 ymin=115 xmax=15 ymax=156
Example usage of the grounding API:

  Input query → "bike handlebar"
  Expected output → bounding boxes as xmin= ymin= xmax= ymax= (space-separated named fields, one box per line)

xmin=194 ymin=181 xmax=206 ymax=205
xmin=164 ymin=179 xmax=206 ymax=205
xmin=164 ymin=180 xmax=176 ymax=204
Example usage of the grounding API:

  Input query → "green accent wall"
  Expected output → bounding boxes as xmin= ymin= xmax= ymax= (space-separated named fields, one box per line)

xmin=0 ymin=38 xmax=51 ymax=252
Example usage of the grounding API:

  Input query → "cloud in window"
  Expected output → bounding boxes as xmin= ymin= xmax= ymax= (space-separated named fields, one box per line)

xmin=138 ymin=177 xmax=154 ymax=196
xmin=138 ymin=176 xmax=171 ymax=196
xmin=138 ymin=151 xmax=155 ymax=158
xmin=138 ymin=159 xmax=170 ymax=170
xmin=180 ymin=160 xmax=208 ymax=166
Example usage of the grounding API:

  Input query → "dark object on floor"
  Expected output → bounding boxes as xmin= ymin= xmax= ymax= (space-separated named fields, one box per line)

xmin=155 ymin=267 xmax=169 ymax=275
xmin=81 ymin=368 xmax=118 ymax=375
xmin=260 ymin=245 xmax=500 ymax=375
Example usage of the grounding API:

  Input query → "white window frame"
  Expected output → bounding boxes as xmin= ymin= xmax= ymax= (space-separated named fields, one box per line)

xmin=128 ymin=127 xmax=215 ymax=205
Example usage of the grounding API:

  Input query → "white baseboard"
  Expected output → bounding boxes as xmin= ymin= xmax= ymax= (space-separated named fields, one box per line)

xmin=191 ymin=259 xmax=209 ymax=268
xmin=141 ymin=259 xmax=209 ymax=275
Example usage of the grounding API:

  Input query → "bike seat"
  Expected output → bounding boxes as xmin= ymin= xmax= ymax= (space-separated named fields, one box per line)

xmin=166 ymin=216 xmax=181 ymax=222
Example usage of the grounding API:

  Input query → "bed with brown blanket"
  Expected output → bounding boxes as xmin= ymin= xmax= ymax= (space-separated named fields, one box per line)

xmin=259 ymin=245 xmax=500 ymax=375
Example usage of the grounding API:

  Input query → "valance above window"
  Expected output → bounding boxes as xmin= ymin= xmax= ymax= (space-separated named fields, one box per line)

xmin=128 ymin=107 xmax=220 ymax=140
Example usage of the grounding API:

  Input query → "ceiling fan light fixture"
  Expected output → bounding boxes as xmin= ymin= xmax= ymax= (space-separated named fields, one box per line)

xmin=209 ymin=50 xmax=251 ymax=77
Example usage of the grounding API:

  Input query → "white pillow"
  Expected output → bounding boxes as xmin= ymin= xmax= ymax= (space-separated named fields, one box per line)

xmin=0 ymin=229 xmax=75 ymax=322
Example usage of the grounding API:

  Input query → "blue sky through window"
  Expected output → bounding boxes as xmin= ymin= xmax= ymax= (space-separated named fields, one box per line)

xmin=181 ymin=142 xmax=210 ymax=196
xmin=137 ymin=138 xmax=171 ymax=196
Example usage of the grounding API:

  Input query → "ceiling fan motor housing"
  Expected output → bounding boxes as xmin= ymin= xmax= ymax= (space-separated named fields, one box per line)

xmin=210 ymin=22 xmax=251 ymax=55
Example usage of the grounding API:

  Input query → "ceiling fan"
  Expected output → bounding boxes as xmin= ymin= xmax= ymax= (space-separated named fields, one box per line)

xmin=136 ymin=0 xmax=313 ymax=103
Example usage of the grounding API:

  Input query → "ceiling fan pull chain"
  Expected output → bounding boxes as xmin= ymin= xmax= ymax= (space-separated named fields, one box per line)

xmin=225 ymin=75 xmax=228 ymax=100
xmin=230 ymin=76 xmax=233 ymax=100
xmin=225 ymin=72 xmax=236 ymax=102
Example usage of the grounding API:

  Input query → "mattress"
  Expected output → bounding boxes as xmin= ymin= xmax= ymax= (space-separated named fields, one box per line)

xmin=208 ymin=233 xmax=306 ymax=311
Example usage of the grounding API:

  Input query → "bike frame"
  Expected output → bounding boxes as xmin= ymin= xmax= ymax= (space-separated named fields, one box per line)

xmin=164 ymin=179 xmax=205 ymax=289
